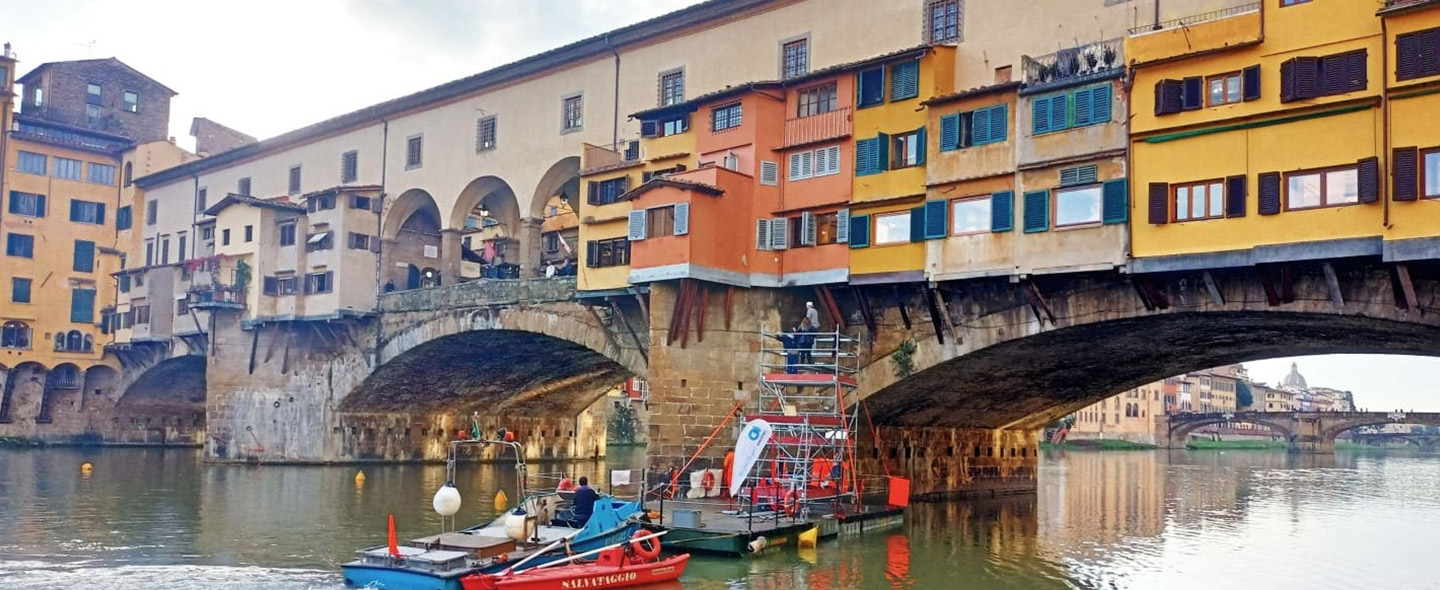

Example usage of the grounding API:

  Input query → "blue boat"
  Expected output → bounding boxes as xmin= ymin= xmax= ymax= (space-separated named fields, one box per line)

xmin=341 ymin=435 xmax=643 ymax=590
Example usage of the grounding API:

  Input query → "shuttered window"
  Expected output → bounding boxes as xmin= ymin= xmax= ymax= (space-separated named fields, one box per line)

xmin=1071 ymin=85 xmax=1111 ymax=127
xmin=1101 ymin=178 xmax=1128 ymax=225
xmin=1226 ymin=175 xmax=1248 ymax=218
xmin=1394 ymin=147 xmax=1420 ymax=202
xmin=73 ymin=240 xmax=95 ymax=272
xmin=1148 ymin=183 xmax=1170 ymax=224
xmin=874 ymin=212 xmax=911 ymax=245
xmin=889 ymin=60 xmax=920 ymax=101
xmin=1242 ymin=65 xmax=1262 ymax=101
xmin=1257 ymin=172 xmax=1283 ymax=215
xmin=1281 ymin=50 xmax=1364 ymax=102
xmin=1059 ymin=165 xmax=1098 ymax=187
xmin=585 ymin=238 xmax=631 ymax=268
xmin=1022 ymin=190 xmax=1049 ymax=233
xmin=70 ymin=200 xmax=105 ymax=224
xmin=8 ymin=191 xmax=45 ymax=217
xmin=1423 ymin=148 xmax=1440 ymax=199
xmin=857 ymin=67 xmax=886 ymax=108
xmin=855 ymin=136 xmax=889 ymax=176
xmin=1284 ymin=165 xmax=1361 ymax=210
xmin=1396 ymin=28 xmax=1440 ymax=82
xmin=991 ymin=191 xmax=1013 ymax=232
xmin=921 ymin=200 xmax=948 ymax=239
xmin=587 ymin=177 xmax=629 ymax=205
xmin=70 ymin=288 xmax=96 ymax=324
xmin=1154 ymin=79 xmax=1184 ymax=115
xmin=848 ymin=214 xmax=871 ymax=248
xmin=1032 ymin=93 xmax=1069 ymax=135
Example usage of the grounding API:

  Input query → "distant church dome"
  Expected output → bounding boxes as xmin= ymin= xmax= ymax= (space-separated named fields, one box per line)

xmin=1281 ymin=362 xmax=1308 ymax=390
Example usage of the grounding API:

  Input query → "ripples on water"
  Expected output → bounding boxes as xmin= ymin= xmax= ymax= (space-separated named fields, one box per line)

xmin=3 ymin=447 xmax=1440 ymax=589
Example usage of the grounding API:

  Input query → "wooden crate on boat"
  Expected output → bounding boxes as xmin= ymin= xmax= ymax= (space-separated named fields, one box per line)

xmin=410 ymin=532 xmax=518 ymax=559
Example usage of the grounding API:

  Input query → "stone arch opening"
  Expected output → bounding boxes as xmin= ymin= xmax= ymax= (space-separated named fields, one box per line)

xmin=0 ymin=361 xmax=48 ymax=422
xmin=82 ymin=365 xmax=121 ymax=401
xmin=1322 ymin=415 xmax=1440 ymax=443
xmin=37 ymin=362 xmax=85 ymax=423
xmin=451 ymin=176 xmax=521 ymax=279
xmin=861 ymin=311 xmax=1440 ymax=431
xmin=383 ymin=189 xmax=443 ymax=291
xmin=1167 ymin=414 xmax=1296 ymax=443
xmin=530 ymin=157 xmax=582 ymax=273
xmin=119 ymin=355 xmax=207 ymax=408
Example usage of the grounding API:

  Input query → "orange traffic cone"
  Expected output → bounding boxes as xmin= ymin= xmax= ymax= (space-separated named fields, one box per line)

xmin=387 ymin=514 xmax=400 ymax=558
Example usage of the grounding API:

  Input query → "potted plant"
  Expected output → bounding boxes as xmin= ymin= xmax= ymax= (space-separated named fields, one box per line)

xmin=1103 ymin=45 xmax=1118 ymax=68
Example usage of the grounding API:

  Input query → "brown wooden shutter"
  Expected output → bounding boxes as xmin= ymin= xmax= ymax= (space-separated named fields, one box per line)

xmin=1242 ymin=65 xmax=1261 ymax=101
xmin=1322 ymin=54 xmax=1347 ymax=96
xmin=1225 ymin=175 xmax=1247 ymax=218
xmin=1394 ymin=146 xmax=1419 ymax=202
xmin=1182 ymin=77 xmax=1203 ymax=110
xmin=1344 ymin=49 xmax=1368 ymax=93
xmin=1280 ymin=59 xmax=1297 ymax=102
xmin=1295 ymin=57 xmax=1320 ymax=99
xmin=1155 ymin=80 xmax=1184 ymax=115
xmin=1357 ymin=156 xmax=1380 ymax=204
xmin=1258 ymin=172 xmax=1282 ymax=215
xmin=1423 ymin=29 xmax=1440 ymax=78
xmin=1148 ymin=182 xmax=1169 ymax=224
xmin=1397 ymin=33 xmax=1421 ymax=81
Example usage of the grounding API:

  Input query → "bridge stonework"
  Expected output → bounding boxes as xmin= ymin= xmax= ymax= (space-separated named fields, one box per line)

xmin=1164 ymin=412 xmax=1440 ymax=453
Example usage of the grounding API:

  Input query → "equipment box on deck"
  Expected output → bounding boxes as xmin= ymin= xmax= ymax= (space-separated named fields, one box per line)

xmin=671 ymin=509 xmax=702 ymax=528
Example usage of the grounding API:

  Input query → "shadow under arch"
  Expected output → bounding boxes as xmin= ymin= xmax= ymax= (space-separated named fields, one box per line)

xmin=862 ymin=311 xmax=1440 ymax=431
xmin=119 ymin=355 xmax=207 ymax=407
xmin=530 ymin=157 xmax=581 ymax=220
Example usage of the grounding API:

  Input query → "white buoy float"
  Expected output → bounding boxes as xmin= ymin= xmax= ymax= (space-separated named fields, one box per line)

xmin=433 ymin=482 xmax=462 ymax=516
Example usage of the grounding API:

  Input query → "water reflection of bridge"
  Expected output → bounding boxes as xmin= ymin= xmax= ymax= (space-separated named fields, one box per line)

xmin=1166 ymin=412 xmax=1440 ymax=453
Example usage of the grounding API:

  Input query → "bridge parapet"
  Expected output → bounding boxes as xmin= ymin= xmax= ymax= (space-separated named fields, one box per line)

xmin=378 ymin=277 xmax=577 ymax=313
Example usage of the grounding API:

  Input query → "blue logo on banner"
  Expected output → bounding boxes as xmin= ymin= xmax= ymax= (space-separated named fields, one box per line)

xmin=747 ymin=426 xmax=761 ymax=441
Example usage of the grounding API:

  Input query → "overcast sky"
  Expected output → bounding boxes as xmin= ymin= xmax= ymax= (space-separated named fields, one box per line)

xmin=4 ymin=0 xmax=695 ymax=148
xmin=9 ymin=2 xmax=1439 ymax=411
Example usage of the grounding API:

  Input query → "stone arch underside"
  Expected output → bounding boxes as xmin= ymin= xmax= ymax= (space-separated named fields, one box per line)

xmin=1321 ymin=415 xmax=1440 ymax=441
xmin=530 ymin=157 xmax=580 ymax=220
xmin=341 ymin=329 xmax=633 ymax=418
xmin=1168 ymin=415 xmax=1296 ymax=441
xmin=862 ymin=311 xmax=1440 ymax=431
xmin=118 ymin=355 xmax=207 ymax=408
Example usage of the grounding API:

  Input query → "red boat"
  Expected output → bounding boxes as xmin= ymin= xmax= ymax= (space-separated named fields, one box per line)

xmin=462 ymin=532 xmax=688 ymax=590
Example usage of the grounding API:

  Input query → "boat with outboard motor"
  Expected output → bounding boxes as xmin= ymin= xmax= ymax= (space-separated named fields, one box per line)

xmin=341 ymin=432 xmax=644 ymax=590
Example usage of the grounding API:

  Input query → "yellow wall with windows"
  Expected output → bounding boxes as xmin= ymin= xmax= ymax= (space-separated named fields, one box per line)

xmin=852 ymin=47 xmax=954 ymax=204
xmin=1388 ymin=93 xmax=1440 ymax=241
xmin=849 ymin=199 xmax=924 ymax=278
xmin=577 ymin=166 xmax=642 ymax=293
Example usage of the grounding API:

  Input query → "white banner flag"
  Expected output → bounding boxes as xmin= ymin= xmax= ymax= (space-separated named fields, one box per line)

xmin=729 ymin=419 xmax=773 ymax=497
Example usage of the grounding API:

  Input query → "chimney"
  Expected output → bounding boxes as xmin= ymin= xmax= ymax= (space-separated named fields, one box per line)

xmin=168 ymin=136 xmax=176 ymax=144
xmin=3 ymin=42 xmax=10 ymax=58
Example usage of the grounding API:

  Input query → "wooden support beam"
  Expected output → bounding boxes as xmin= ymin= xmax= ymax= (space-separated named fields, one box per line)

xmin=724 ymin=286 xmax=734 ymax=331
xmin=247 ymin=324 xmax=260 ymax=375
xmin=608 ymin=297 xmax=648 ymax=364
xmin=921 ymin=285 xmax=946 ymax=345
xmin=929 ymin=284 xmax=957 ymax=342
xmin=263 ymin=323 xmax=282 ymax=363
xmin=893 ymin=286 xmax=911 ymax=330
xmin=1202 ymin=271 xmax=1225 ymax=306
xmin=1140 ymin=280 xmax=1170 ymax=310
xmin=855 ymin=288 xmax=877 ymax=337
xmin=1396 ymin=263 xmax=1420 ymax=310
xmin=1259 ymin=272 xmax=1281 ymax=307
xmin=815 ymin=285 xmax=846 ymax=330
xmin=1280 ymin=265 xmax=1295 ymax=303
xmin=665 ymin=281 xmax=687 ymax=345
xmin=1321 ymin=263 xmax=1345 ymax=310
xmin=585 ymin=303 xmax=622 ymax=355
xmin=280 ymin=324 xmax=294 ymax=375
xmin=632 ymin=290 xmax=650 ymax=322
xmin=696 ymin=284 xmax=708 ymax=343
xmin=1133 ymin=280 xmax=1157 ymax=311
xmin=677 ymin=280 xmax=696 ymax=349
xmin=1022 ymin=281 xmax=1058 ymax=325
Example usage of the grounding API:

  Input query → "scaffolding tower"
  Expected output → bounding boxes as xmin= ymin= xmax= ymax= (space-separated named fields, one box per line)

xmin=748 ymin=328 xmax=861 ymax=515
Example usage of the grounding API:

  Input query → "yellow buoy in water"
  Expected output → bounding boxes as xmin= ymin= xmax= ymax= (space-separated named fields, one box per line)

xmin=797 ymin=526 xmax=818 ymax=549
xmin=80 ymin=462 xmax=93 ymax=473
xmin=494 ymin=490 xmax=508 ymax=512
xmin=354 ymin=471 xmax=366 ymax=484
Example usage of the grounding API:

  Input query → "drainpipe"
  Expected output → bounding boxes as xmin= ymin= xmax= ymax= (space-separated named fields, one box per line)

xmin=1381 ymin=17 xmax=1392 ymax=228
xmin=606 ymin=33 xmax=621 ymax=149
xmin=1152 ymin=0 xmax=1161 ymax=31
xmin=375 ymin=119 xmax=389 ymax=348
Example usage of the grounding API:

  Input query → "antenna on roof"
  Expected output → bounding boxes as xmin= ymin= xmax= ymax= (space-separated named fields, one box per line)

xmin=77 ymin=40 xmax=96 ymax=57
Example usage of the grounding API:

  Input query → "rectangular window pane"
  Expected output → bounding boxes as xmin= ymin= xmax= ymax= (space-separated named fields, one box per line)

xmin=124 ymin=91 xmax=138 ymax=113
xmin=1055 ymin=186 xmax=1103 ymax=226
xmin=1191 ymin=185 xmax=1205 ymax=220
xmin=18 ymin=152 xmax=46 ymax=174
xmin=1208 ymin=182 xmax=1225 ymax=217
xmin=874 ymin=213 xmax=911 ymax=245
xmin=951 ymin=198 xmax=991 ymax=234
xmin=1226 ymin=75 xmax=1242 ymax=103
xmin=54 ymin=157 xmax=82 ymax=180
xmin=1176 ymin=186 xmax=1190 ymax=220
xmin=1325 ymin=168 xmax=1358 ymax=205
xmin=1426 ymin=152 xmax=1440 ymax=198
xmin=87 ymin=163 xmax=116 ymax=185
xmin=1209 ymin=79 xmax=1225 ymax=106
xmin=1287 ymin=173 xmax=1322 ymax=209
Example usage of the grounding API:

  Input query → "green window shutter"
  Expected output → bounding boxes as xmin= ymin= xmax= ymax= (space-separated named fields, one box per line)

xmin=1091 ymin=84 xmax=1112 ymax=124
xmin=914 ymin=126 xmax=926 ymax=165
xmin=70 ymin=288 xmax=96 ymax=323
xmin=1022 ymin=190 xmax=1050 ymax=233
xmin=909 ymin=206 xmax=927 ymax=242
xmin=1033 ymin=98 xmax=1051 ymax=135
xmin=97 ymin=203 xmax=106 ymax=225
xmin=940 ymin=114 xmax=960 ymax=151
xmin=73 ymin=240 xmax=95 ymax=272
xmin=923 ymin=200 xmax=948 ymax=239
xmin=991 ymin=191 xmax=1014 ymax=232
xmin=876 ymin=132 xmax=890 ymax=172
xmin=972 ymin=108 xmax=991 ymax=145
xmin=849 ymin=214 xmax=871 ymax=248
xmin=1102 ymin=178 xmax=1128 ymax=224
xmin=989 ymin=105 xmax=1008 ymax=143
xmin=1073 ymin=88 xmax=1093 ymax=127
xmin=1050 ymin=95 xmax=1070 ymax=132
xmin=890 ymin=61 xmax=920 ymax=101
xmin=856 ymin=138 xmax=880 ymax=176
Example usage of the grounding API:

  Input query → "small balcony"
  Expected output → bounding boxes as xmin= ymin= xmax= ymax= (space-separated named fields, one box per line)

xmin=1022 ymin=38 xmax=1124 ymax=94
xmin=189 ymin=284 xmax=246 ymax=310
xmin=783 ymin=106 xmax=853 ymax=149
xmin=1126 ymin=3 xmax=1261 ymax=65
xmin=1380 ymin=0 xmax=1440 ymax=14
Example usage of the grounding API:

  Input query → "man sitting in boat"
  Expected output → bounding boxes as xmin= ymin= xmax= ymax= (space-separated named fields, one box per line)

xmin=571 ymin=477 xmax=599 ymax=525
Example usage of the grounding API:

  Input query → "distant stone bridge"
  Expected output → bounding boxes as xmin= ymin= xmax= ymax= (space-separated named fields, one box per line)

xmin=1165 ymin=411 xmax=1440 ymax=453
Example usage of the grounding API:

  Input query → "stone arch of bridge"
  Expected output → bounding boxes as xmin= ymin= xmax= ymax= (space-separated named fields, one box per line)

xmin=530 ymin=157 xmax=580 ymax=220
xmin=344 ymin=304 xmax=643 ymax=418
xmin=117 ymin=355 xmax=207 ymax=408
xmin=1167 ymin=414 xmax=1296 ymax=443
xmin=1321 ymin=415 xmax=1440 ymax=443
xmin=854 ymin=264 xmax=1440 ymax=430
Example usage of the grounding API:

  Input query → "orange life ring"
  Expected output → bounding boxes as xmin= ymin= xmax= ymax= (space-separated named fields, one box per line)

xmin=722 ymin=451 xmax=735 ymax=492
xmin=557 ymin=478 xmax=575 ymax=492
xmin=782 ymin=490 xmax=799 ymax=517
xmin=630 ymin=530 xmax=661 ymax=561
xmin=701 ymin=470 xmax=716 ymax=492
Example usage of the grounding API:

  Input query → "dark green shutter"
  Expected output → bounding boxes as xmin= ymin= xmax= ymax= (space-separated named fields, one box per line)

xmin=1091 ymin=85 xmax=1112 ymax=124
xmin=991 ymin=191 xmax=1014 ymax=232
xmin=972 ymin=108 xmax=992 ymax=144
xmin=914 ymin=126 xmax=926 ymax=165
xmin=1033 ymin=97 xmax=1052 ymax=134
xmin=1049 ymin=95 xmax=1069 ymax=132
xmin=73 ymin=240 xmax=95 ymax=272
xmin=1101 ymin=178 xmax=1128 ymax=224
xmin=940 ymin=114 xmax=960 ymax=151
xmin=1073 ymin=88 xmax=1094 ymax=127
xmin=923 ymin=200 xmax=948 ymax=239
xmin=989 ymin=105 xmax=1008 ymax=142
xmin=849 ymin=214 xmax=871 ymax=248
xmin=70 ymin=288 xmax=95 ymax=323
xmin=909 ymin=206 xmax=926 ymax=242
xmin=1022 ymin=190 xmax=1049 ymax=233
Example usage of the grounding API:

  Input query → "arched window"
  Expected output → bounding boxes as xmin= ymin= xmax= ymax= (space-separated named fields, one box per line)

xmin=1 ymin=321 xmax=30 ymax=349
xmin=66 ymin=330 xmax=84 ymax=352
xmin=123 ymin=162 xmax=134 ymax=187
xmin=83 ymin=334 xmax=94 ymax=352
xmin=50 ymin=365 xmax=81 ymax=389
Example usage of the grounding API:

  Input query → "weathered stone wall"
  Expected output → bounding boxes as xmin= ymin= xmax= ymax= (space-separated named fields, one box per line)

xmin=857 ymin=426 xmax=1038 ymax=500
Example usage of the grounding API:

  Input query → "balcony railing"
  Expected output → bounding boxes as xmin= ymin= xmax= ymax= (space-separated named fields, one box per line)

xmin=1128 ymin=2 xmax=1261 ymax=35
xmin=1021 ymin=38 xmax=1123 ymax=94
xmin=1381 ymin=0 xmax=1440 ymax=12
xmin=189 ymin=284 xmax=246 ymax=309
xmin=783 ymin=106 xmax=853 ymax=149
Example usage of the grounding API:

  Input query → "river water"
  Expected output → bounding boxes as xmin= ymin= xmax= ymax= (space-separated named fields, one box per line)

xmin=3 ymin=446 xmax=1439 ymax=589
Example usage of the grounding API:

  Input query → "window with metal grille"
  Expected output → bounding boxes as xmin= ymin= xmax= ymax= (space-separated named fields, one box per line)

xmin=476 ymin=116 xmax=497 ymax=152
xmin=238 ymin=177 xmax=251 ymax=196
xmin=406 ymin=136 xmax=423 ymax=169
xmin=797 ymin=83 xmax=837 ymax=117
xmin=712 ymin=102 xmax=743 ymax=131
xmin=659 ymin=69 xmax=685 ymax=106
xmin=928 ymin=0 xmax=962 ymax=43
xmin=562 ymin=95 xmax=584 ymax=131
xmin=782 ymin=38 xmax=809 ymax=79
xmin=342 ymin=151 xmax=359 ymax=182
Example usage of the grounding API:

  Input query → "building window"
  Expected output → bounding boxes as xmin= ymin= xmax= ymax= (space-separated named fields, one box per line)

xmin=815 ymin=211 xmax=840 ymax=245
xmin=70 ymin=200 xmax=105 ymax=224
xmin=1397 ymin=28 xmax=1440 ymax=81
xmin=146 ymin=200 xmax=158 ymax=226
xmin=244 ymin=225 xmax=254 ymax=243
xmin=647 ymin=206 xmax=677 ymax=238
xmin=309 ymin=194 xmax=336 ymax=212
xmin=1 ymin=321 xmax=30 ymax=349
xmin=928 ymin=0 xmax=962 ymax=43
xmin=123 ymin=91 xmax=139 ymax=113
xmin=1173 ymin=180 xmax=1226 ymax=222
xmin=586 ymin=237 xmax=631 ymax=268
xmin=288 ymin=165 xmax=302 ymax=195
xmin=797 ymin=83 xmax=837 ymax=117
xmin=940 ymin=104 xmax=1008 ymax=151
xmin=406 ymin=135 xmax=423 ymax=168
xmin=116 ymin=206 xmax=132 ymax=230
xmin=73 ymin=240 xmax=96 ymax=272
xmin=349 ymin=232 xmax=373 ymax=250
xmin=87 ymin=163 xmax=117 ymax=185
xmin=161 ymin=236 xmax=170 ymax=264
xmin=1054 ymin=184 xmax=1104 ymax=227
xmin=873 ymin=212 xmax=911 ymax=245
xmin=857 ymin=67 xmax=886 ymax=108
xmin=222 ymin=228 xmax=231 ymax=246
xmin=1279 ymin=50 xmax=1367 ymax=102
xmin=17 ymin=151 xmax=47 ymax=175
xmin=53 ymin=157 xmax=82 ymax=180
xmin=11 ymin=278 xmax=32 ymax=304
xmin=781 ymin=38 xmax=809 ymax=79
xmin=238 ymin=177 xmax=251 ymax=196
xmin=351 ymin=195 xmax=372 ymax=210
xmin=890 ymin=131 xmax=922 ymax=169
xmin=588 ymin=177 xmax=629 ymax=206
xmin=476 ymin=116 xmax=498 ymax=152
xmin=658 ymin=115 xmax=688 ymax=137
xmin=1286 ymin=166 xmax=1359 ymax=210
xmin=279 ymin=223 xmax=297 ymax=246
xmin=6 ymin=233 xmax=35 ymax=258
xmin=341 ymin=150 xmax=359 ymax=182
xmin=304 ymin=272 xmax=333 ymax=294
xmin=788 ymin=145 xmax=841 ymax=181
xmin=544 ymin=233 xmax=560 ymax=253
xmin=134 ymin=305 xmax=151 ymax=324
xmin=278 ymin=276 xmax=298 ymax=295
xmin=1207 ymin=72 xmax=1242 ymax=106
xmin=86 ymin=104 xmax=102 ymax=126
xmin=201 ymin=227 xmax=214 ymax=241
xmin=562 ymin=94 xmax=584 ymax=132
xmin=70 ymin=288 xmax=96 ymax=323
xmin=8 ymin=191 xmax=46 ymax=217
xmin=889 ymin=61 xmax=920 ymax=101
xmin=306 ymin=231 xmax=333 ymax=252
xmin=712 ymin=102 xmax=743 ymax=132
xmin=1424 ymin=149 xmax=1440 ymax=198
xmin=659 ymin=69 xmax=685 ymax=106
xmin=194 ymin=188 xmax=207 ymax=214
xmin=87 ymin=83 xmax=102 ymax=105
xmin=1034 ymin=84 xmax=1111 ymax=134
xmin=951 ymin=196 xmax=991 ymax=235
